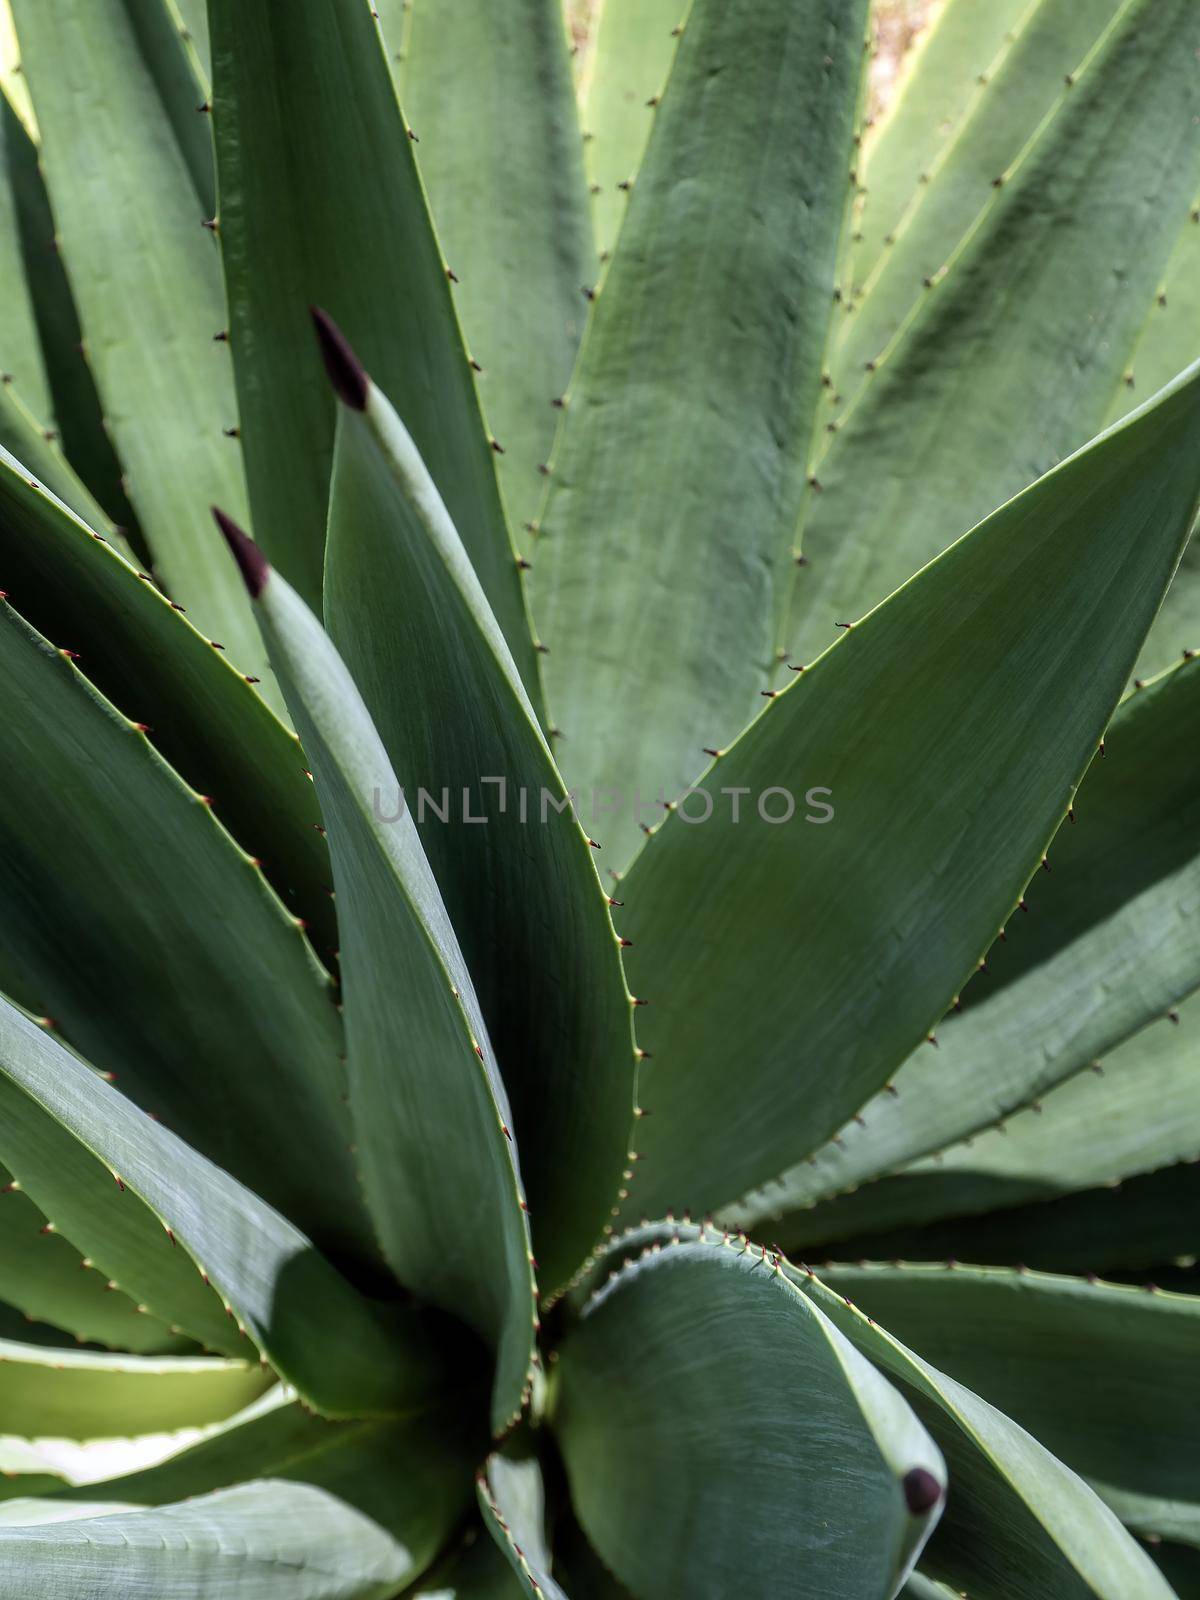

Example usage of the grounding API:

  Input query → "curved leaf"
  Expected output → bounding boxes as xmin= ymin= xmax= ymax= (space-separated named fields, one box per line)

xmin=9 ymin=0 xmax=273 ymax=700
xmin=787 ymin=0 xmax=1200 ymax=670
xmin=220 ymin=514 xmax=536 ymax=1433
xmin=0 ymin=1479 xmax=419 ymax=1598
xmin=774 ymin=992 xmax=1200 ymax=1253
xmin=733 ymin=652 xmax=1200 ymax=1228
xmin=477 ymin=1451 xmax=564 ymax=1600
xmin=322 ymin=344 xmax=635 ymax=1295
xmin=0 ymin=991 xmax=441 ymax=1416
xmin=208 ymin=0 xmax=537 ymax=702
xmin=791 ymin=1261 xmax=1175 ymax=1600
xmin=0 ymin=1342 xmax=266 ymax=1441
xmin=119 ymin=0 xmax=214 ymax=216
xmin=400 ymin=0 xmax=594 ymax=541
xmin=615 ymin=361 xmax=1200 ymax=1223
xmin=554 ymin=1234 xmax=944 ymax=1600
xmin=0 ymin=447 xmax=336 ymax=957
xmin=818 ymin=1264 xmax=1200 ymax=1540
xmin=0 ymin=1163 xmax=189 ymax=1355
xmin=532 ymin=0 xmax=870 ymax=868
xmin=0 ymin=595 xmax=371 ymax=1264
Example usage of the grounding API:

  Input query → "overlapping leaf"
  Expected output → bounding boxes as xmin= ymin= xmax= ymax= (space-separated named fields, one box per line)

xmin=554 ymin=1234 xmax=944 ymax=1599
xmin=399 ymin=0 xmax=594 ymax=540
xmin=616 ymin=362 xmax=1200 ymax=1223
xmin=532 ymin=0 xmax=870 ymax=868
xmin=0 ymin=991 xmax=439 ymax=1416
xmin=208 ymin=0 xmax=536 ymax=700
xmin=322 ymin=339 xmax=635 ymax=1294
xmin=222 ymin=516 xmax=535 ymax=1432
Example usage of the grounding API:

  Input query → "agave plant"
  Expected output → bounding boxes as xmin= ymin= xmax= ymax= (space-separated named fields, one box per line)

xmin=0 ymin=0 xmax=1197 ymax=1594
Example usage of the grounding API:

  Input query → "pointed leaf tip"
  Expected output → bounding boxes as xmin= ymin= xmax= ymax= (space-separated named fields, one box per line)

xmin=903 ymin=1466 xmax=943 ymax=1515
xmin=212 ymin=507 xmax=270 ymax=598
xmin=310 ymin=306 xmax=369 ymax=411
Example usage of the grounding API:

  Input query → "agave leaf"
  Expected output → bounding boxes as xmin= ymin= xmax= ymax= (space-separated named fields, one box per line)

xmin=813 ymin=1161 xmax=1200 ymax=1278
xmin=846 ymin=0 xmax=1032 ymax=292
xmin=0 ymin=404 xmax=112 ymax=537
xmin=118 ymin=0 xmax=213 ymax=217
xmin=8 ymin=0 xmax=274 ymax=702
xmin=0 ymin=1161 xmax=191 ymax=1355
xmin=0 ymin=992 xmax=441 ymax=1416
xmin=772 ymin=993 xmax=1200 ymax=1253
xmin=399 ymin=0 xmax=594 ymax=542
xmin=553 ymin=1235 xmax=944 ymax=1600
xmin=789 ymin=1261 xmax=1175 ymax=1600
xmin=0 ymin=89 xmax=49 ymax=419
xmin=50 ymin=1384 xmax=477 ymax=1578
xmin=818 ymin=1264 xmax=1200 ymax=1543
xmin=732 ymin=652 xmax=1200 ymax=1227
xmin=615 ymin=362 xmax=1200 ymax=1223
xmin=207 ymin=0 xmax=537 ymax=703
xmin=1 ymin=90 xmax=138 ymax=535
xmin=1104 ymin=200 xmax=1200 ymax=681
xmin=0 ymin=595 xmax=372 ymax=1263
xmin=477 ymin=1452 xmax=564 ymax=1600
xmin=218 ymin=512 xmax=536 ymax=1433
xmin=786 ymin=0 xmax=1200 ymax=670
xmin=576 ymin=0 xmax=686 ymax=262
xmin=0 ymin=1342 xmax=267 ymax=1441
xmin=321 ymin=332 xmax=635 ymax=1294
xmin=0 ymin=1479 xmax=419 ymax=1598
xmin=531 ymin=0 xmax=870 ymax=869
xmin=0 ymin=449 xmax=335 ymax=957
xmin=835 ymin=0 xmax=1123 ymax=412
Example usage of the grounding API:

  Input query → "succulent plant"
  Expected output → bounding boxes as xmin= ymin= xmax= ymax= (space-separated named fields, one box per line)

xmin=0 ymin=0 xmax=1197 ymax=1595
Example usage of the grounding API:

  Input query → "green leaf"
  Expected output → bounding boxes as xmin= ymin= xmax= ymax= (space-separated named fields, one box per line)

xmin=51 ymin=1382 xmax=478 ymax=1574
xmin=9 ymin=0 xmax=275 ymax=703
xmin=553 ymin=1234 xmax=944 ymax=1600
xmin=0 ymin=1341 xmax=267 ymax=1441
xmin=846 ymin=0 xmax=1033 ymax=293
xmin=0 ymin=595 xmax=373 ymax=1265
xmin=119 ymin=0 xmax=214 ymax=217
xmin=835 ymin=0 xmax=1123 ymax=417
xmin=803 ymin=1160 xmax=1200 ymax=1279
xmin=576 ymin=0 xmax=686 ymax=262
xmin=0 ymin=1165 xmax=193 ymax=1354
xmin=731 ymin=652 xmax=1200 ymax=1231
xmin=817 ymin=1264 xmax=1200 ymax=1543
xmin=0 ymin=990 xmax=442 ymax=1416
xmin=0 ymin=1480 xmax=421 ymax=1598
xmin=477 ymin=1452 xmax=564 ymax=1600
xmin=223 ymin=517 xmax=535 ymax=1432
xmin=778 ymin=992 xmax=1200 ymax=1253
xmin=1103 ymin=198 xmax=1200 ymax=680
xmin=207 ymin=0 xmax=537 ymax=704
xmin=0 ymin=90 xmax=50 ymax=419
xmin=786 ymin=0 xmax=1200 ymax=670
xmin=789 ymin=1259 xmax=1175 ymax=1600
xmin=615 ymin=362 xmax=1200 ymax=1223
xmin=899 ymin=1577 xmax=958 ymax=1600
xmin=399 ymin=0 xmax=594 ymax=541
xmin=0 ymin=447 xmax=336 ymax=958
xmin=1 ymin=90 xmax=139 ymax=535
xmin=531 ymin=0 xmax=870 ymax=868
xmin=321 ymin=348 xmax=636 ymax=1295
